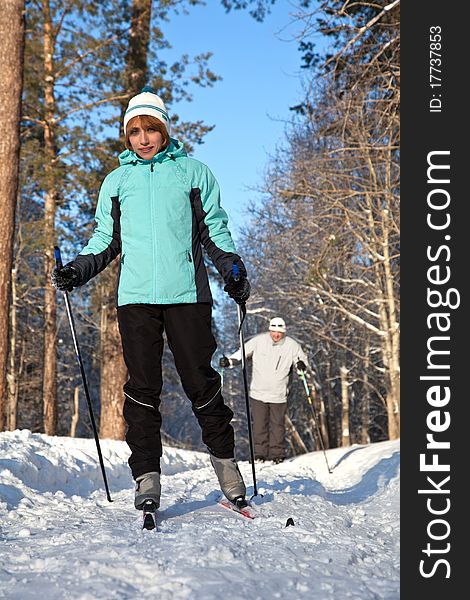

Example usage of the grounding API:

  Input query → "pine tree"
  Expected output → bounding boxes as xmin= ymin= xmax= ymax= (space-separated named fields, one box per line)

xmin=0 ymin=0 xmax=25 ymax=431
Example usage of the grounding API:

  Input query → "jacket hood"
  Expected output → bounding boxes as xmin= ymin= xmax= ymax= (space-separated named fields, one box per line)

xmin=119 ymin=138 xmax=187 ymax=166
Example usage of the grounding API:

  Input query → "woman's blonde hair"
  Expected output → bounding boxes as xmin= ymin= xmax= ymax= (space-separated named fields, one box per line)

xmin=125 ymin=114 xmax=170 ymax=152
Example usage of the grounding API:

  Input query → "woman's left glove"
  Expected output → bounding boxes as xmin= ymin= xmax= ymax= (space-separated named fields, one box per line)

xmin=51 ymin=264 xmax=80 ymax=292
xmin=224 ymin=273 xmax=251 ymax=305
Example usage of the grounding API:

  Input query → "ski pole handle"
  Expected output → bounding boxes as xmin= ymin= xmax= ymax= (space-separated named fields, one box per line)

xmin=299 ymin=370 xmax=313 ymax=406
xmin=232 ymin=262 xmax=240 ymax=281
xmin=54 ymin=245 xmax=63 ymax=269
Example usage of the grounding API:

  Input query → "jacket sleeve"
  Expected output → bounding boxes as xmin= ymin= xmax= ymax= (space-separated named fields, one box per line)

xmin=69 ymin=174 xmax=121 ymax=286
xmin=190 ymin=165 xmax=247 ymax=283
xmin=294 ymin=342 xmax=309 ymax=369
xmin=227 ymin=336 xmax=256 ymax=365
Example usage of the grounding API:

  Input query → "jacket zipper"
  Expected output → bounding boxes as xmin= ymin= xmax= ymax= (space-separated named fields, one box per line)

xmin=150 ymin=162 xmax=157 ymax=301
xmin=275 ymin=356 xmax=281 ymax=370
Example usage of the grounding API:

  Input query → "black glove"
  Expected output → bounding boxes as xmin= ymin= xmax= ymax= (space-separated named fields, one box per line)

xmin=224 ymin=273 xmax=250 ymax=305
xmin=219 ymin=356 xmax=231 ymax=368
xmin=51 ymin=265 xmax=80 ymax=292
xmin=296 ymin=360 xmax=307 ymax=372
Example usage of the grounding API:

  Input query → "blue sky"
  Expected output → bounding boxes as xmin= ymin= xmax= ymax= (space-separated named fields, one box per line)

xmin=160 ymin=1 xmax=319 ymax=240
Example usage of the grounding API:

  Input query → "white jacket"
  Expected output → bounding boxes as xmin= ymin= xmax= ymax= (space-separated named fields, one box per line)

xmin=228 ymin=332 xmax=308 ymax=403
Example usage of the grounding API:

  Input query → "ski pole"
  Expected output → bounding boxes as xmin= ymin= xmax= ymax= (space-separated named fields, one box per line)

xmin=54 ymin=246 xmax=113 ymax=502
xmin=298 ymin=369 xmax=333 ymax=474
xmin=232 ymin=263 xmax=259 ymax=498
xmin=219 ymin=366 xmax=224 ymax=388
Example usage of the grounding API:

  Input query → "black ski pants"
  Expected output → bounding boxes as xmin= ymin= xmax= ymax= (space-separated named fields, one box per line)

xmin=117 ymin=303 xmax=234 ymax=479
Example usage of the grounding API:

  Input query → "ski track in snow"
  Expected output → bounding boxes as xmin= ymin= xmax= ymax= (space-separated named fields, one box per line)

xmin=0 ymin=430 xmax=399 ymax=599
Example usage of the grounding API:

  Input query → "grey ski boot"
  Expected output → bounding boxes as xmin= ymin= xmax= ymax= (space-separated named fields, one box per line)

xmin=134 ymin=471 xmax=161 ymax=510
xmin=210 ymin=456 xmax=246 ymax=503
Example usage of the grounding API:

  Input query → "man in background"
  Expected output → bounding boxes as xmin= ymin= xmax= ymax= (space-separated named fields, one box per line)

xmin=220 ymin=317 xmax=309 ymax=463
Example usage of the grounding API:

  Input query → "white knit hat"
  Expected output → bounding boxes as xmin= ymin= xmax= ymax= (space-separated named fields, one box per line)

xmin=123 ymin=86 xmax=170 ymax=135
xmin=269 ymin=317 xmax=286 ymax=333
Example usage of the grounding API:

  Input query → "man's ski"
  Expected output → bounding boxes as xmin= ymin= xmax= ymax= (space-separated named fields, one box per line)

xmin=142 ymin=499 xmax=158 ymax=530
xmin=219 ymin=498 xmax=256 ymax=520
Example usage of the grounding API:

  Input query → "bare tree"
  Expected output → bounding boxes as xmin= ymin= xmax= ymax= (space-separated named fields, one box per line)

xmin=238 ymin=0 xmax=400 ymax=444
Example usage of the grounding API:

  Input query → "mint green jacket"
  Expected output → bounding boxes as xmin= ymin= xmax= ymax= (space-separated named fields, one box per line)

xmin=71 ymin=139 xmax=244 ymax=306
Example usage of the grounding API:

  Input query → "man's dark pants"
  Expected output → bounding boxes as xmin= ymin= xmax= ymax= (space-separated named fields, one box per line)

xmin=251 ymin=397 xmax=287 ymax=460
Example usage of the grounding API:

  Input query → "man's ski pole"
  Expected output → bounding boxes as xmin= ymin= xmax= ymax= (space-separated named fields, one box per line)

xmin=232 ymin=263 xmax=259 ymax=498
xmin=219 ymin=366 xmax=224 ymax=386
xmin=54 ymin=246 xmax=113 ymax=502
xmin=298 ymin=369 xmax=333 ymax=474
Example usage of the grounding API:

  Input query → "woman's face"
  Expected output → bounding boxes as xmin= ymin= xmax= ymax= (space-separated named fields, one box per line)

xmin=128 ymin=118 xmax=164 ymax=159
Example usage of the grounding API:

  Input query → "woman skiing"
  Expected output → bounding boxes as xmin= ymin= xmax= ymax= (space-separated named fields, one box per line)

xmin=52 ymin=87 xmax=251 ymax=513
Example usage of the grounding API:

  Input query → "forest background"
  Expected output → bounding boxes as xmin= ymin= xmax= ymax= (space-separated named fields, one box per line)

xmin=0 ymin=0 xmax=400 ymax=460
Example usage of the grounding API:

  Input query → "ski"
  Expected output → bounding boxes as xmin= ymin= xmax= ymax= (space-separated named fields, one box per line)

xmin=142 ymin=499 xmax=158 ymax=531
xmin=219 ymin=498 xmax=256 ymax=520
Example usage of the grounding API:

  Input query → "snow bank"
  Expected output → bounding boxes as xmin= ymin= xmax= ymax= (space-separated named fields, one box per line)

xmin=0 ymin=430 xmax=399 ymax=599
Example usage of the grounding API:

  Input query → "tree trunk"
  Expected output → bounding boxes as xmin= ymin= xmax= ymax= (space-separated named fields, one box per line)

xmin=7 ymin=266 xmax=18 ymax=430
xmin=70 ymin=386 xmax=79 ymax=438
xmin=360 ymin=340 xmax=371 ymax=444
xmin=42 ymin=0 xmax=58 ymax=435
xmin=381 ymin=203 xmax=400 ymax=439
xmin=304 ymin=380 xmax=329 ymax=452
xmin=119 ymin=0 xmax=152 ymax=129
xmin=365 ymin=188 xmax=400 ymax=441
xmin=315 ymin=388 xmax=330 ymax=449
xmin=285 ymin=414 xmax=308 ymax=455
xmin=340 ymin=366 xmax=350 ymax=447
xmin=99 ymin=0 xmax=152 ymax=439
xmin=306 ymin=422 xmax=316 ymax=451
xmin=325 ymin=360 xmax=338 ymax=447
xmin=0 ymin=0 xmax=25 ymax=431
xmin=99 ymin=275 xmax=127 ymax=440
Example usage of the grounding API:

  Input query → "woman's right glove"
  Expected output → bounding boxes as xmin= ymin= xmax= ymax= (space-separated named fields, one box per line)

xmin=51 ymin=264 xmax=80 ymax=292
xmin=224 ymin=273 xmax=250 ymax=305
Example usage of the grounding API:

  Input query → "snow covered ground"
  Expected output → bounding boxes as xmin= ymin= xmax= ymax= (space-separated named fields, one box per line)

xmin=0 ymin=430 xmax=399 ymax=599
